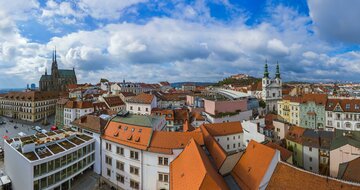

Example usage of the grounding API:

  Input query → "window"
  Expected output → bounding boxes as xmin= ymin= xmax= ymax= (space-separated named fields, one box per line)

xmin=158 ymin=157 xmax=169 ymax=166
xmin=276 ymin=128 xmax=280 ymax=132
xmin=309 ymin=157 xmax=312 ymax=162
xmin=346 ymin=104 xmax=350 ymax=110
xmin=106 ymin=142 xmax=112 ymax=151
xmin=107 ymin=168 xmax=111 ymax=177
xmin=130 ymin=150 xmax=139 ymax=160
xmin=116 ymin=146 xmax=124 ymax=155
xmin=227 ymin=145 xmax=230 ymax=149
xmin=146 ymin=108 xmax=149 ymax=112
xmin=238 ymin=143 xmax=241 ymax=147
xmin=116 ymin=161 xmax=124 ymax=171
xmin=309 ymin=166 xmax=313 ymax=171
xmin=130 ymin=180 xmax=139 ymax=190
xmin=138 ymin=107 xmax=141 ymax=111
xmin=130 ymin=106 xmax=133 ymax=110
xmin=233 ymin=144 xmax=236 ymax=148
xmin=116 ymin=173 xmax=125 ymax=184
xmin=158 ymin=173 xmax=169 ymax=182
xmin=105 ymin=155 xmax=112 ymax=166
xmin=227 ymin=137 xmax=229 ymax=141
xmin=130 ymin=166 xmax=139 ymax=175
xmin=309 ymin=147 xmax=312 ymax=152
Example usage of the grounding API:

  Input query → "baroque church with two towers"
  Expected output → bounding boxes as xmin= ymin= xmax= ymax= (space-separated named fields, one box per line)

xmin=39 ymin=50 xmax=77 ymax=92
xmin=261 ymin=62 xmax=282 ymax=113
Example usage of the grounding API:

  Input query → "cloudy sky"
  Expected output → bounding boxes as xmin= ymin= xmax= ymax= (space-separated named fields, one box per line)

xmin=0 ymin=0 xmax=360 ymax=88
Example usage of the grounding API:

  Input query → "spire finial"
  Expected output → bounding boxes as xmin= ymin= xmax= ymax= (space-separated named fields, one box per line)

xmin=54 ymin=46 xmax=57 ymax=62
xmin=275 ymin=61 xmax=281 ymax=79
xmin=264 ymin=60 xmax=269 ymax=78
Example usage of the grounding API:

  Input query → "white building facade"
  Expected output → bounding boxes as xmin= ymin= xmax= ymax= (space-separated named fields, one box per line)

xmin=4 ymin=129 xmax=95 ymax=190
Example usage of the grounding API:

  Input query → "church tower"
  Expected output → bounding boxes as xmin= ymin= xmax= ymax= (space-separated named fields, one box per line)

xmin=51 ymin=49 xmax=59 ymax=91
xmin=261 ymin=61 xmax=282 ymax=113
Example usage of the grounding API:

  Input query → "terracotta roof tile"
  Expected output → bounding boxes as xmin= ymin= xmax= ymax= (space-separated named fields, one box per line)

xmin=148 ymin=131 xmax=204 ymax=154
xmin=65 ymin=100 xmax=93 ymax=109
xmin=203 ymin=122 xmax=243 ymax=136
xmin=200 ymin=124 xmax=227 ymax=170
xmin=127 ymin=93 xmax=154 ymax=104
xmin=102 ymin=120 xmax=153 ymax=150
xmin=170 ymin=139 xmax=229 ymax=190
xmin=265 ymin=141 xmax=292 ymax=162
xmin=103 ymin=96 xmax=125 ymax=107
xmin=72 ymin=115 xmax=108 ymax=133
xmin=3 ymin=91 xmax=58 ymax=101
xmin=286 ymin=126 xmax=306 ymax=144
xmin=338 ymin=157 xmax=360 ymax=183
xmin=327 ymin=98 xmax=360 ymax=112
xmin=267 ymin=162 xmax=360 ymax=190
xmin=231 ymin=140 xmax=277 ymax=190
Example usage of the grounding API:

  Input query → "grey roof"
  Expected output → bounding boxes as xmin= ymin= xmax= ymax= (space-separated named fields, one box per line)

xmin=40 ymin=75 xmax=52 ymax=81
xmin=111 ymin=114 xmax=164 ymax=128
xmin=59 ymin=69 xmax=76 ymax=78
xmin=330 ymin=130 xmax=360 ymax=150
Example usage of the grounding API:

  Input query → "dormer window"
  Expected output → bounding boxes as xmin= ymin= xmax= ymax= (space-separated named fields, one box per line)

xmin=346 ymin=104 xmax=350 ymax=110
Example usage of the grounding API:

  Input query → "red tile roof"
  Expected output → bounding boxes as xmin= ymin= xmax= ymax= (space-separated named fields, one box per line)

xmin=200 ymin=124 xmax=227 ymax=170
xmin=103 ymin=96 xmax=125 ymax=107
xmin=326 ymin=98 xmax=360 ymax=112
xmin=231 ymin=140 xmax=277 ymax=190
xmin=65 ymin=100 xmax=93 ymax=109
xmin=170 ymin=139 xmax=229 ymax=190
xmin=148 ymin=131 xmax=204 ymax=154
xmin=286 ymin=126 xmax=306 ymax=144
xmin=3 ymin=91 xmax=58 ymax=101
xmin=267 ymin=162 xmax=360 ymax=190
xmin=102 ymin=121 xmax=153 ymax=150
xmin=127 ymin=93 xmax=154 ymax=104
xmin=265 ymin=141 xmax=292 ymax=162
xmin=203 ymin=122 xmax=243 ymax=136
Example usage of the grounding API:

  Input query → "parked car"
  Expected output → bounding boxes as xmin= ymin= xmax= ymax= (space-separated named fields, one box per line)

xmin=35 ymin=126 xmax=42 ymax=132
xmin=41 ymin=129 xmax=47 ymax=134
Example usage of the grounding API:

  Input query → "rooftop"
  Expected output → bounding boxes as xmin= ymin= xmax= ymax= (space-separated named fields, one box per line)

xmin=202 ymin=122 xmax=243 ymax=137
xmin=338 ymin=157 xmax=360 ymax=183
xmin=6 ymin=128 xmax=93 ymax=162
xmin=231 ymin=140 xmax=277 ymax=190
xmin=330 ymin=130 xmax=360 ymax=150
xmin=127 ymin=93 xmax=154 ymax=104
xmin=102 ymin=120 xmax=153 ymax=150
xmin=148 ymin=131 xmax=204 ymax=154
xmin=103 ymin=96 xmax=125 ymax=107
xmin=170 ymin=139 xmax=229 ymax=190
xmin=2 ymin=91 xmax=58 ymax=101
xmin=264 ymin=141 xmax=292 ymax=162
xmin=267 ymin=162 xmax=360 ymax=190
xmin=111 ymin=114 xmax=164 ymax=128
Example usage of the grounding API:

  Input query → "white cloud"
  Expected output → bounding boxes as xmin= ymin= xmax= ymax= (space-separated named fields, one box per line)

xmin=78 ymin=0 xmax=147 ymax=20
xmin=267 ymin=38 xmax=290 ymax=56
xmin=308 ymin=0 xmax=360 ymax=43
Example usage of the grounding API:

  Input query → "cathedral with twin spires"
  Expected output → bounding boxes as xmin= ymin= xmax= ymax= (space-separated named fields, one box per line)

xmin=39 ymin=50 xmax=77 ymax=92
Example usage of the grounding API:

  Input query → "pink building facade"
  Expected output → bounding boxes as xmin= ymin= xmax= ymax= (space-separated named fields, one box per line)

xmin=204 ymin=99 xmax=248 ymax=115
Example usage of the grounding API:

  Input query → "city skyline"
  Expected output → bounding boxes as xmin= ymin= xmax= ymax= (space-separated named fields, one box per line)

xmin=1 ymin=0 xmax=360 ymax=88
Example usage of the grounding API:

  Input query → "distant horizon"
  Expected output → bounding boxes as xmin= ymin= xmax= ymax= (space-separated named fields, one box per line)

xmin=1 ymin=1 xmax=360 ymax=88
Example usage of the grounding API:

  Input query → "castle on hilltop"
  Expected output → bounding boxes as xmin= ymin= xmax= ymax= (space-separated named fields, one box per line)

xmin=39 ymin=50 xmax=77 ymax=92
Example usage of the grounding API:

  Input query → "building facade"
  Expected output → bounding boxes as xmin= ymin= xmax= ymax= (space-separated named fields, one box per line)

xmin=4 ymin=128 xmax=95 ymax=190
xmin=55 ymin=98 xmax=69 ymax=128
xmin=262 ymin=63 xmax=282 ymax=113
xmin=64 ymin=101 xmax=94 ymax=126
xmin=326 ymin=98 xmax=360 ymax=131
xmin=299 ymin=94 xmax=327 ymax=130
xmin=39 ymin=50 xmax=77 ymax=92
xmin=277 ymin=96 xmax=301 ymax=125
xmin=0 ymin=91 xmax=58 ymax=122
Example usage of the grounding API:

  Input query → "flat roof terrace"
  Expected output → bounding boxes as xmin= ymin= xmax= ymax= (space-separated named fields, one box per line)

xmin=6 ymin=128 xmax=93 ymax=162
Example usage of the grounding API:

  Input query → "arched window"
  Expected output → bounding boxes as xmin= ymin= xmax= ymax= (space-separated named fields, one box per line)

xmin=345 ymin=122 xmax=352 ymax=128
xmin=356 ymin=123 xmax=360 ymax=130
